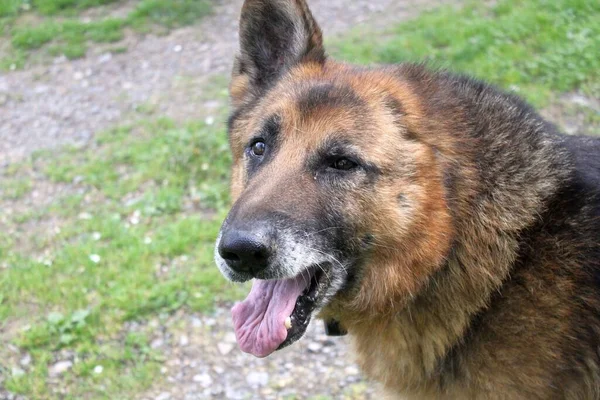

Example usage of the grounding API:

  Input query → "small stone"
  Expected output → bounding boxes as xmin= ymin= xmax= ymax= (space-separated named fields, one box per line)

xmin=74 ymin=71 xmax=84 ymax=80
xmin=155 ymin=392 xmax=171 ymax=400
xmin=274 ymin=376 xmax=293 ymax=388
xmin=34 ymin=85 xmax=49 ymax=94
xmin=563 ymin=121 xmax=579 ymax=135
xmin=173 ymin=45 xmax=183 ymax=53
xmin=151 ymin=338 xmax=164 ymax=349
xmin=344 ymin=365 xmax=360 ymax=375
xmin=192 ymin=373 xmax=212 ymax=388
xmin=246 ymin=371 xmax=269 ymax=387
xmin=179 ymin=335 xmax=189 ymax=346
xmin=217 ymin=342 xmax=234 ymax=355
xmin=225 ymin=387 xmax=247 ymax=400
xmin=20 ymin=354 xmax=31 ymax=366
xmin=211 ymin=384 xmax=225 ymax=395
xmin=98 ymin=53 xmax=112 ymax=64
xmin=224 ymin=332 xmax=237 ymax=343
xmin=213 ymin=366 xmax=225 ymax=374
xmin=93 ymin=365 xmax=103 ymax=374
xmin=569 ymin=94 xmax=596 ymax=110
xmin=307 ymin=342 xmax=322 ymax=352
xmin=12 ymin=367 xmax=25 ymax=377
xmin=203 ymin=100 xmax=221 ymax=109
xmin=89 ymin=254 xmax=101 ymax=264
xmin=130 ymin=210 xmax=141 ymax=225
xmin=78 ymin=212 xmax=92 ymax=220
xmin=50 ymin=360 xmax=73 ymax=376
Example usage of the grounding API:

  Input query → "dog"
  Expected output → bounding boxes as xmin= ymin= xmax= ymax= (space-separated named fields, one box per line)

xmin=214 ymin=0 xmax=600 ymax=398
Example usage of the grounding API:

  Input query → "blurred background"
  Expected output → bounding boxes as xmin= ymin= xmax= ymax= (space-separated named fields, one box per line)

xmin=0 ymin=0 xmax=598 ymax=398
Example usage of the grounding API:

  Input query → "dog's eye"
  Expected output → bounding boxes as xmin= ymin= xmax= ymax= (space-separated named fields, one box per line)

xmin=331 ymin=158 xmax=357 ymax=171
xmin=251 ymin=141 xmax=266 ymax=156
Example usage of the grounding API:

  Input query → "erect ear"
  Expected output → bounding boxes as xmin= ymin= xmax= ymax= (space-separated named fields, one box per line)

xmin=230 ymin=0 xmax=325 ymax=106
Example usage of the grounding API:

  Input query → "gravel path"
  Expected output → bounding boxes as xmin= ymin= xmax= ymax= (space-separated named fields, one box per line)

xmin=138 ymin=307 xmax=377 ymax=400
xmin=0 ymin=0 xmax=449 ymax=165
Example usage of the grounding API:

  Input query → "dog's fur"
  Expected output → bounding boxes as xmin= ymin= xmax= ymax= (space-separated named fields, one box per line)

xmin=217 ymin=0 xmax=600 ymax=398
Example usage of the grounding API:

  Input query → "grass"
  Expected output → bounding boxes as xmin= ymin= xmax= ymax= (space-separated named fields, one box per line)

xmin=0 ymin=93 xmax=248 ymax=398
xmin=1 ymin=0 xmax=598 ymax=398
xmin=0 ymin=0 xmax=212 ymax=69
xmin=331 ymin=0 xmax=600 ymax=107
xmin=34 ymin=0 xmax=121 ymax=15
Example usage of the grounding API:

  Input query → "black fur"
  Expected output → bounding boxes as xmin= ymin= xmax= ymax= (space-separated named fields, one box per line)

xmin=297 ymin=83 xmax=364 ymax=116
xmin=236 ymin=0 xmax=325 ymax=97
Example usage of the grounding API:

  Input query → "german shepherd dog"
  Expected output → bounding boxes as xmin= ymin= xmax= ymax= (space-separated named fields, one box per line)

xmin=214 ymin=0 xmax=600 ymax=398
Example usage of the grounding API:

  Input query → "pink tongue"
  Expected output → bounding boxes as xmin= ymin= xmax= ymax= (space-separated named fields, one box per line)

xmin=231 ymin=275 xmax=311 ymax=357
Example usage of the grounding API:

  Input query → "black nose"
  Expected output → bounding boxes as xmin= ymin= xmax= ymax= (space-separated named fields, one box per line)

xmin=218 ymin=229 xmax=271 ymax=275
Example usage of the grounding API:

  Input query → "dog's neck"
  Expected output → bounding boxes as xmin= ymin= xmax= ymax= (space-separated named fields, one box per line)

xmin=327 ymin=223 xmax=522 ymax=391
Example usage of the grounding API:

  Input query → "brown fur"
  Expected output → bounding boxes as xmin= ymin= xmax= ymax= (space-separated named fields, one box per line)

xmin=219 ymin=1 xmax=600 ymax=398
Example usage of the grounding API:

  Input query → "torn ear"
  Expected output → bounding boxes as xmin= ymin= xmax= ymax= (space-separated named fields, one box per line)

xmin=230 ymin=0 xmax=325 ymax=107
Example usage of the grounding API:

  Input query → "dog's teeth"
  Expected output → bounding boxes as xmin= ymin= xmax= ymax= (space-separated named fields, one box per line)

xmin=285 ymin=317 xmax=292 ymax=329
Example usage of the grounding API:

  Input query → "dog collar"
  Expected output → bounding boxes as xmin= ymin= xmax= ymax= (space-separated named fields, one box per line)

xmin=324 ymin=319 xmax=347 ymax=336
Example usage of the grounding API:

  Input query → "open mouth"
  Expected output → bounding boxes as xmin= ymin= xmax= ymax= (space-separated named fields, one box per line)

xmin=231 ymin=265 xmax=330 ymax=358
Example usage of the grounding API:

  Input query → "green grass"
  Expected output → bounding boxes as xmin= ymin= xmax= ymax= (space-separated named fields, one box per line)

xmin=0 ymin=176 xmax=33 ymax=200
xmin=1 ymin=0 xmax=212 ymax=68
xmin=0 ymin=103 xmax=247 ymax=398
xmin=1 ymin=0 xmax=599 ymax=398
xmin=34 ymin=0 xmax=121 ymax=16
xmin=331 ymin=0 xmax=600 ymax=107
xmin=0 ymin=0 xmax=23 ymax=17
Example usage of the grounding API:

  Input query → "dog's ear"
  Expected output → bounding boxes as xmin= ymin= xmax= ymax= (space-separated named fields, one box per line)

xmin=230 ymin=0 xmax=325 ymax=106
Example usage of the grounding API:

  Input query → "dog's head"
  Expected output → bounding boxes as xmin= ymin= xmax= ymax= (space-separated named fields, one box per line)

xmin=215 ymin=0 xmax=453 ymax=357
